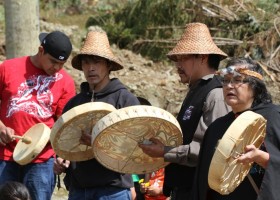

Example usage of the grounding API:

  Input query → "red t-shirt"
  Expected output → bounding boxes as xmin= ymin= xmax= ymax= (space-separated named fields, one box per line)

xmin=0 ymin=56 xmax=75 ymax=162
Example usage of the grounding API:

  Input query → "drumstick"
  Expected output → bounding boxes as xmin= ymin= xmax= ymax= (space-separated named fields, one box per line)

xmin=12 ymin=135 xmax=32 ymax=144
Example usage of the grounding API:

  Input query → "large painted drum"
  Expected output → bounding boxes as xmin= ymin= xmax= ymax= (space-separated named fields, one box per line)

xmin=91 ymin=105 xmax=183 ymax=174
xmin=13 ymin=123 xmax=50 ymax=165
xmin=50 ymin=102 xmax=116 ymax=161
xmin=208 ymin=111 xmax=266 ymax=194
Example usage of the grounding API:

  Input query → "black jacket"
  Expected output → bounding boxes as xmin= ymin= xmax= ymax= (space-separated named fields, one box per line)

xmin=164 ymin=76 xmax=223 ymax=195
xmin=63 ymin=78 xmax=140 ymax=189
xmin=192 ymin=103 xmax=280 ymax=200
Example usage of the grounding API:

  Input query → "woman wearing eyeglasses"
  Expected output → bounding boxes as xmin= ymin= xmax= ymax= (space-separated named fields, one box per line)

xmin=191 ymin=57 xmax=280 ymax=200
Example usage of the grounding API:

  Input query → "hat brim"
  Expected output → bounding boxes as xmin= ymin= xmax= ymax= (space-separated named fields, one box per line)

xmin=39 ymin=32 xmax=48 ymax=43
xmin=167 ymin=52 xmax=227 ymax=62
xmin=71 ymin=54 xmax=123 ymax=71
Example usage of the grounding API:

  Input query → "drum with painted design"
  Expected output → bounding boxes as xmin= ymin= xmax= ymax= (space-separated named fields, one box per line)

xmin=91 ymin=105 xmax=183 ymax=174
xmin=50 ymin=102 xmax=116 ymax=161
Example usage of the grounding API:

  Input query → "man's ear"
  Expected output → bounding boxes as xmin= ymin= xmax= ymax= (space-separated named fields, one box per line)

xmin=201 ymin=54 xmax=209 ymax=64
xmin=38 ymin=46 xmax=44 ymax=55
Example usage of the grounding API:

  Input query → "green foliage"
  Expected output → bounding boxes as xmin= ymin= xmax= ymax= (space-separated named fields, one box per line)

xmin=0 ymin=5 xmax=4 ymax=23
xmin=86 ymin=0 xmax=194 ymax=60
xmin=256 ymin=0 xmax=280 ymax=13
xmin=0 ymin=4 xmax=4 ymax=32
xmin=40 ymin=0 xmax=81 ymax=10
xmin=84 ymin=0 xmax=278 ymax=61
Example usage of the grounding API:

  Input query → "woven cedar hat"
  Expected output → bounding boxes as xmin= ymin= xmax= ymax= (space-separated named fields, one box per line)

xmin=72 ymin=30 xmax=123 ymax=71
xmin=167 ymin=22 xmax=227 ymax=61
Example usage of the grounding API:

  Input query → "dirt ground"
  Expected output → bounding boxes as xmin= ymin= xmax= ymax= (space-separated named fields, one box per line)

xmin=52 ymin=176 xmax=68 ymax=200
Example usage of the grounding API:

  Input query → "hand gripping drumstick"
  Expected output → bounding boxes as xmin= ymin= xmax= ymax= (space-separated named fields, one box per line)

xmin=12 ymin=135 xmax=32 ymax=144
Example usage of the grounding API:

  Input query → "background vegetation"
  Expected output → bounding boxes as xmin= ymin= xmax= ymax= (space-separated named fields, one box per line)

xmin=0 ymin=0 xmax=279 ymax=63
xmin=37 ymin=0 xmax=280 ymax=62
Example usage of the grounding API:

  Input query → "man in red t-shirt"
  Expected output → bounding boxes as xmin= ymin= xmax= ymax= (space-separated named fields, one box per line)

xmin=0 ymin=31 xmax=76 ymax=200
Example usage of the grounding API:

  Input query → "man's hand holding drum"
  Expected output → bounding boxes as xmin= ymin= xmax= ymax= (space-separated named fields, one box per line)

xmin=53 ymin=157 xmax=70 ymax=175
xmin=138 ymin=137 xmax=165 ymax=158
xmin=0 ymin=124 xmax=15 ymax=146
xmin=79 ymin=131 xmax=92 ymax=146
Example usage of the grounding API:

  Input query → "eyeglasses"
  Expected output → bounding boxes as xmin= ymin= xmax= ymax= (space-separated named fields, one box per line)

xmin=221 ymin=77 xmax=249 ymax=86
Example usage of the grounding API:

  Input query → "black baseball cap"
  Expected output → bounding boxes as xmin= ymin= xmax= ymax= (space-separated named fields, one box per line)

xmin=39 ymin=31 xmax=72 ymax=61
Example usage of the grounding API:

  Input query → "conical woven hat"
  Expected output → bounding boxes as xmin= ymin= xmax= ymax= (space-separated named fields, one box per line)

xmin=72 ymin=30 xmax=123 ymax=71
xmin=167 ymin=23 xmax=227 ymax=61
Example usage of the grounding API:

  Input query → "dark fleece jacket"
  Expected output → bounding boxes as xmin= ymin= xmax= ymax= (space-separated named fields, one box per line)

xmin=191 ymin=103 xmax=280 ymax=200
xmin=63 ymin=78 xmax=140 ymax=189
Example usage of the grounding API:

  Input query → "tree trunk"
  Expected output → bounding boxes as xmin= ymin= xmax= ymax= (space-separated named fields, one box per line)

xmin=4 ymin=0 xmax=40 ymax=59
